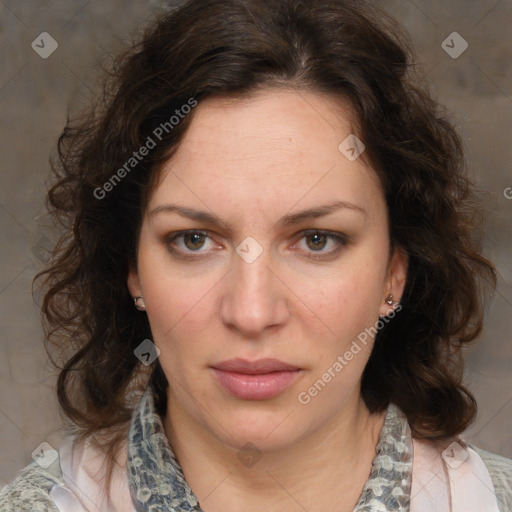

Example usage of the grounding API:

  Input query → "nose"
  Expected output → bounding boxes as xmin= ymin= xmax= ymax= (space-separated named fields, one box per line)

xmin=220 ymin=247 xmax=291 ymax=338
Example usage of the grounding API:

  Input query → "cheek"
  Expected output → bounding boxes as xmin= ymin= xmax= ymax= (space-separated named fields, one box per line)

xmin=139 ymin=270 xmax=213 ymax=386
xmin=304 ymin=256 xmax=387 ymax=337
xmin=135 ymin=241 xmax=216 ymax=348
xmin=143 ymin=272 xmax=213 ymax=341
xmin=296 ymin=261 xmax=387 ymax=405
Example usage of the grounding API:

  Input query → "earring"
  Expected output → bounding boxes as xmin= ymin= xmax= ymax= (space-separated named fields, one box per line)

xmin=385 ymin=294 xmax=399 ymax=306
xmin=134 ymin=296 xmax=146 ymax=311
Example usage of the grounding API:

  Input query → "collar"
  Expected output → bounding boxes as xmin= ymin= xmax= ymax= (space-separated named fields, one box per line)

xmin=126 ymin=387 xmax=413 ymax=512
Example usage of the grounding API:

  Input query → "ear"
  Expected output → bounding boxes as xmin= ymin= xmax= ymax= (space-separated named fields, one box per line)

xmin=379 ymin=248 xmax=408 ymax=317
xmin=127 ymin=265 xmax=143 ymax=299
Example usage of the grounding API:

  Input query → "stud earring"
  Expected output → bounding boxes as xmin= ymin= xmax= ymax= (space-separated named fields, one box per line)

xmin=134 ymin=296 xmax=146 ymax=311
xmin=385 ymin=294 xmax=399 ymax=306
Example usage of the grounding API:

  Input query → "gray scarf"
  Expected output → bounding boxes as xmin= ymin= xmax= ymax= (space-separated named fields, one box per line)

xmin=127 ymin=387 xmax=412 ymax=511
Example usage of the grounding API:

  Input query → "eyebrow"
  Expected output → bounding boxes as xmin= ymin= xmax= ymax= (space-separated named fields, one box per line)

xmin=149 ymin=200 xmax=366 ymax=230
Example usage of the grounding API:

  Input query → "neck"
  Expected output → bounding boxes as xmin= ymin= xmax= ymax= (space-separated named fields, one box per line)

xmin=163 ymin=391 xmax=387 ymax=512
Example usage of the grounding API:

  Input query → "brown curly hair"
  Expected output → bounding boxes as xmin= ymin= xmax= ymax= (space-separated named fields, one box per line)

xmin=34 ymin=0 xmax=496 ymax=488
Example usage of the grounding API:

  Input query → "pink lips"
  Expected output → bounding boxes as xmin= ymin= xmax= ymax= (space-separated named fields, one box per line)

xmin=211 ymin=358 xmax=302 ymax=400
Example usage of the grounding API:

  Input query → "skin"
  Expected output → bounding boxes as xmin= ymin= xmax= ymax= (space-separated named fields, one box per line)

xmin=127 ymin=87 xmax=408 ymax=512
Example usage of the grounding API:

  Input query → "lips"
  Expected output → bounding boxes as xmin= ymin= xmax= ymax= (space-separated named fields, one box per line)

xmin=211 ymin=358 xmax=300 ymax=374
xmin=211 ymin=358 xmax=302 ymax=400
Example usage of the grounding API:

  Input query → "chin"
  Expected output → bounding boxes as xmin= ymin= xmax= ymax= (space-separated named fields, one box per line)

xmin=206 ymin=401 xmax=305 ymax=450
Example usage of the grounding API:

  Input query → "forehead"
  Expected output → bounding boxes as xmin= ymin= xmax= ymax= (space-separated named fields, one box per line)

xmin=148 ymin=88 xmax=385 ymax=224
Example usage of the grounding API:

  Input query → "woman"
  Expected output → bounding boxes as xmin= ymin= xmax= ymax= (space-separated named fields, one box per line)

xmin=1 ymin=0 xmax=511 ymax=510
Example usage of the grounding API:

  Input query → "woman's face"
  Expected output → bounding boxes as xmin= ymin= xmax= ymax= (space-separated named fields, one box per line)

xmin=128 ymin=88 xmax=407 ymax=451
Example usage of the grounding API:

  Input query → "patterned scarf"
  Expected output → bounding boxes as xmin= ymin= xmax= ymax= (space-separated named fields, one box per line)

xmin=127 ymin=388 xmax=412 ymax=511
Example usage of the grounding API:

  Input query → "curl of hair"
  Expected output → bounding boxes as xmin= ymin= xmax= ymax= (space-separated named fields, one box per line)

xmin=34 ymin=0 xmax=496 ymax=489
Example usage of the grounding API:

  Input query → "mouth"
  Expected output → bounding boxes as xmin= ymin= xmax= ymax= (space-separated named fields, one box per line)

xmin=210 ymin=358 xmax=303 ymax=400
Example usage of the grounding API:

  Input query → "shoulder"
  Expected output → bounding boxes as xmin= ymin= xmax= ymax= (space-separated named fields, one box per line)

xmin=0 ymin=459 xmax=63 ymax=512
xmin=471 ymin=445 xmax=512 ymax=512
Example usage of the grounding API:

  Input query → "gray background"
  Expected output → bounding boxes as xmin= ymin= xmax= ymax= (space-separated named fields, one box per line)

xmin=0 ymin=0 xmax=511 ymax=485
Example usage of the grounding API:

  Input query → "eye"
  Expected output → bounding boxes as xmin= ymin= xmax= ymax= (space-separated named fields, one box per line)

xmin=163 ymin=229 xmax=347 ymax=259
xmin=295 ymin=230 xmax=347 ymax=258
xmin=164 ymin=230 xmax=216 ymax=255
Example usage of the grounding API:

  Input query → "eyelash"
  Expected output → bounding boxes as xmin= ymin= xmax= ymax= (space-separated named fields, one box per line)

xmin=163 ymin=230 xmax=347 ymax=260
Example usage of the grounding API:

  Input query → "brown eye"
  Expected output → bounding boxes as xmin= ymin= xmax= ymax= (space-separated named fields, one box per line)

xmin=305 ymin=233 xmax=329 ymax=251
xmin=296 ymin=230 xmax=348 ymax=259
xmin=164 ymin=230 xmax=214 ymax=257
xmin=182 ymin=232 xmax=207 ymax=251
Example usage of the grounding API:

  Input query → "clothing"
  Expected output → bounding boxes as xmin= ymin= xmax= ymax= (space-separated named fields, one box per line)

xmin=1 ymin=387 xmax=511 ymax=511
